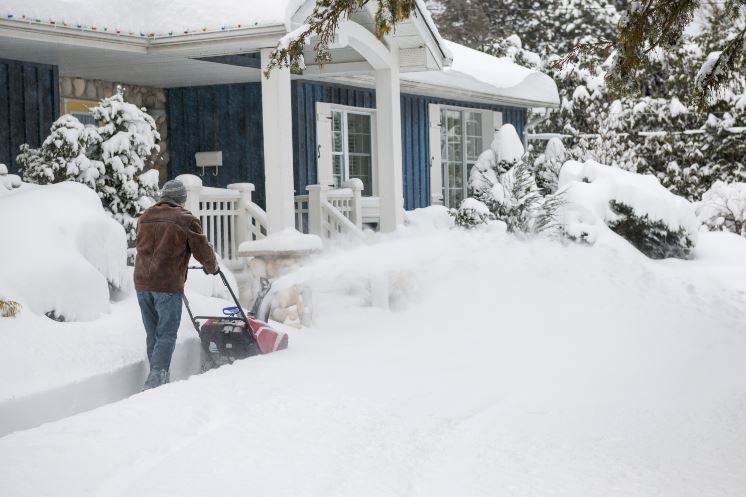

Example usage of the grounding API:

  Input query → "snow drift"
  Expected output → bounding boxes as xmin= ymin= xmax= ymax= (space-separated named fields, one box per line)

xmin=2 ymin=216 xmax=746 ymax=496
xmin=0 ymin=181 xmax=127 ymax=321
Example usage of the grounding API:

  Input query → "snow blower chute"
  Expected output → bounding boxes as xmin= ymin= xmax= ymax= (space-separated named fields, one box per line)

xmin=184 ymin=266 xmax=288 ymax=370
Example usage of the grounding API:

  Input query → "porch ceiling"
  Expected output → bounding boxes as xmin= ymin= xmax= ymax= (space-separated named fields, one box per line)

xmin=0 ymin=31 xmax=263 ymax=87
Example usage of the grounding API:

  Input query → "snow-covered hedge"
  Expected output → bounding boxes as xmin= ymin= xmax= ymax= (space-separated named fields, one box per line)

xmin=0 ymin=182 xmax=128 ymax=321
xmin=559 ymin=160 xmax=698 ymax=258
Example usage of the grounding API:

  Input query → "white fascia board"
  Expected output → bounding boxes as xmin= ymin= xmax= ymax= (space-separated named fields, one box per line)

xmin=0 ymin=19 xmax=288 ymax=57
xmin=320 ymin=74 xmax=558 ymax=109
xmin=0 ymin=19 xmax=147 ymax=53
xmin=400 ymin=79 xmax=560 ymax=108
xmin=410 ymin=2 xmax=447 ymax=69
xmin=147 ymin=25 xmax=288 ymax=56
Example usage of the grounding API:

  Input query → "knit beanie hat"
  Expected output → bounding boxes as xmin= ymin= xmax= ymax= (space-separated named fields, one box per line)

xmin=160 ymin=179 xmax=187 ymax=205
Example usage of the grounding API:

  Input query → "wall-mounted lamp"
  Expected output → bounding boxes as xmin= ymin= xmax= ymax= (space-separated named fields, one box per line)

xmin=195 ymin=151 xmax=223 ymax=177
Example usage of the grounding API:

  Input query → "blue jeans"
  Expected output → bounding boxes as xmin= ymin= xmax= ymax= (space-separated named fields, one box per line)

xmin=136 ymin=291 xmax=183 ymax=372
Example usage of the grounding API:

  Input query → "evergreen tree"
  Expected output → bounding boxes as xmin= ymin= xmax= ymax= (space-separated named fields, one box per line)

xmin=88 ymin=92 xmax=161 ymax=241
xmin=18 ymin=115 xmax=103 ymax=187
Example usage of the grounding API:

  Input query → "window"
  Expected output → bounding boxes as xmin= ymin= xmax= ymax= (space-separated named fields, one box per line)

xmin=331 ymin=109 xmax=374 ymax=195
xmin=440 ymin=108 xmax=483 ymax=208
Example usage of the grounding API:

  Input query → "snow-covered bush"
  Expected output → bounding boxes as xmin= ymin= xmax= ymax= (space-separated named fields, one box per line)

xmin=607 ymin=200 xmax=694 ymax=259
xmin=0 ymin=181 xmax=128 ymax=321
xmin=697 ymin=181 xmax=746 ymax=236
xmin=461 ymin=124 xmax=563 ymax=234
xmin=18 ymin=115 xmax=103 ymax=187
xmin=532 ymin=137 xmax=566 ymax=194
xmin=17 ymin=90 xmax=160 ymax=242
xmin=451 ymin=197 xmax=494 ymax=228
xmin=559 ymin=160 xmax=698 ymax=259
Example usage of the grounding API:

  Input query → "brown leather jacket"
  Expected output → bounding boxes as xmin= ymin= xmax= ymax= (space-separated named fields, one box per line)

xmin=133 ymin=201 xmax=218 ymax=293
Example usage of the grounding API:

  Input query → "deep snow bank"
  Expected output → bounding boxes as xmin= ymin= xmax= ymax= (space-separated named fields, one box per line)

xmin=0 ymin=182 xmax=127 ymax=321
xmin=2 ymin=223 xmax=745 ymax=496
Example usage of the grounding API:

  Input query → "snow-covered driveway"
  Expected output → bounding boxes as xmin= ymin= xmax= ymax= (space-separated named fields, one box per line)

xmin=2 ymin=228 xmax=746 ymax=497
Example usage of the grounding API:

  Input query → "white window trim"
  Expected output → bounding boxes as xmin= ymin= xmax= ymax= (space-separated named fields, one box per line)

xmin=326 ymin=104 xmax=378 ymax=195
xmin=436 ymin=105 xmax=503 ymax=208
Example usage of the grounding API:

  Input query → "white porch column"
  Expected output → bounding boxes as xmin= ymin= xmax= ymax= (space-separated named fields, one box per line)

xmin=375 ymin=54 xmax=404 ymax=232
xmin=260 ymin=48 xmax=296 ymax=234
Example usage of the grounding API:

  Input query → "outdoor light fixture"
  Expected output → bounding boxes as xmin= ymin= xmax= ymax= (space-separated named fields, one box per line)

xmin=195 ymin=151 xmax=223 ymax=177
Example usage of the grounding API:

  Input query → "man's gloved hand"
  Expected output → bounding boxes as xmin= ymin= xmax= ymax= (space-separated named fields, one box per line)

xmin=203 ymin=266 xmax=219 ymax=276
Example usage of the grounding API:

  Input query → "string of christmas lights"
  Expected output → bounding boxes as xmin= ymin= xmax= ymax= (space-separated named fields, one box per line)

xmin=2 ymin=12 xmax=262 ymax=38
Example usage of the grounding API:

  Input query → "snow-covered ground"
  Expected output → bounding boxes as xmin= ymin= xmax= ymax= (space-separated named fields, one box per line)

xmin=2 ymin=212 xmax=746 ymax=496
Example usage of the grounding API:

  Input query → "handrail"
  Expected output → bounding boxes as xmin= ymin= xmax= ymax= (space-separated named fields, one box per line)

xmin=321 ymin=200 xmax=364 ymax=239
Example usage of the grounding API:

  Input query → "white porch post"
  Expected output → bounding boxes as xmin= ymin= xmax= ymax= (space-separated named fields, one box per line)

xmin=375 ymin=53 xmax=404 ymax=233
xmin=260 ymin=48 xmax=296 ymax=235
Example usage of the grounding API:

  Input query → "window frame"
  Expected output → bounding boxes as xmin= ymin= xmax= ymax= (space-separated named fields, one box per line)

xmin=440 ymin=105 xmax=487 ymax=208
xmin=329 ymin=104 xmax=377 ymax=196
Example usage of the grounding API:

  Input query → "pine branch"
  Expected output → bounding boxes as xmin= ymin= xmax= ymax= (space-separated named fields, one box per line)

xmin=264 ymin=0 xmax=417 ymax=77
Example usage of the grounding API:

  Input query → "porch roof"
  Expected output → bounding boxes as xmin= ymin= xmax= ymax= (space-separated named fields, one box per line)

xmin=401 ymin=41 xmax=560 ymax=108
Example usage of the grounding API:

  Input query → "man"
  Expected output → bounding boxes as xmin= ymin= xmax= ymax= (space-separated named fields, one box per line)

xmin=134 ymin=179 xmax=218 ymax=390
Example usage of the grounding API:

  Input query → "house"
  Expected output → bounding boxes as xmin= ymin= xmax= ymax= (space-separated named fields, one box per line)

xmin=0 ymin=0 xmax=558 ymax=249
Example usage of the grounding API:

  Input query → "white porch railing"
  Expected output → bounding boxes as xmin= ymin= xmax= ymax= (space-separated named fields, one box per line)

xmin=294 ymin=179 xmax=367 ymax=239
xmin=179 ymin=175 xmax=267 ymax=269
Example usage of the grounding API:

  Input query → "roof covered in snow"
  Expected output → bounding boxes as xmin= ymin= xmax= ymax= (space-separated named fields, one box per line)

xmin=1 ymin=0 xmax=307 ymax=36
xmin=401 ymin=41 xmax=560 ymax=107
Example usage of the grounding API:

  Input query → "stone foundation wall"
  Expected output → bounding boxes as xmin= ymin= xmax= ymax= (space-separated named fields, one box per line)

xmin=59 ymin=76 xmax=169 ymax=184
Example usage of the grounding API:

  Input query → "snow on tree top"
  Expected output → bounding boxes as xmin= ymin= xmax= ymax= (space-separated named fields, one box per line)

xmin=402 ymin=40 xmax=560 ymax=106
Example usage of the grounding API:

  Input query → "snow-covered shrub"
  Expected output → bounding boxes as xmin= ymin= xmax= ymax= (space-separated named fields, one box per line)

xmin=533 ymin=137 xmax=566 ymax=194
xmin=607 ymin=200 xmax=694 ymax=259
xmin=451 ymin=197 xmax=495 ymax=228
xmin=0 ymin=181 xmax=128 ymax=321
xmin=697 ymin=181 xmax=746 ymax=236
xmin=559 ymin=160 xmax=698 ymax=259
xmin=17 ymin=90 xmax=160 ymax=242
xmin=462 ymin=124 xmax=563 ymax=234
xmin=0 ymin=299 xmax=21 ymax=318
xmin=18 ymin=115 xmax=103 ymax=187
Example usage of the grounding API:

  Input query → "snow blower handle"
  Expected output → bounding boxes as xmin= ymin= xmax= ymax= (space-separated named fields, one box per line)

xmin=187 ymin=266 xmax=249 ymax=324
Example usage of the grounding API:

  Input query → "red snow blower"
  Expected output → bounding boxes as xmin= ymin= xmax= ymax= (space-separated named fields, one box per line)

xmin=184 ymin=266 xmax=288 ymax=370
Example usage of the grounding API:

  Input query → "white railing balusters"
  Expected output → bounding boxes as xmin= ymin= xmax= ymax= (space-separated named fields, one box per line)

xmin=178 ymin=174 xmax=268 ymax=270
xmin=303 ymin=182 xmax=364 ymax=240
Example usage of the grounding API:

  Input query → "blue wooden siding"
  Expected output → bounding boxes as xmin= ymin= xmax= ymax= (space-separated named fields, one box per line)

xmin=292 ymin=80 xmax=527 ymax=210
xmin=166 ymin=83 xmax=266 ymax=207
xmin=167 ymin=79 xmax=527 ymax=211
xmin=0 ymin=58 xmax=59 ymax=174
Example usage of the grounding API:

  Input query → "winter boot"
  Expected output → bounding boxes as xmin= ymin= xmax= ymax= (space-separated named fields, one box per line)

xmin=143 ymin=369 xmax=170 ymax=390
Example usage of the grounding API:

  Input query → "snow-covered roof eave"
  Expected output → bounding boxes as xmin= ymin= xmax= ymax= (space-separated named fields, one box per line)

xmin=402 ymin=40 xmax=560 ymax=108
xmin=0 ymin=0 xmax=306 ymax=40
